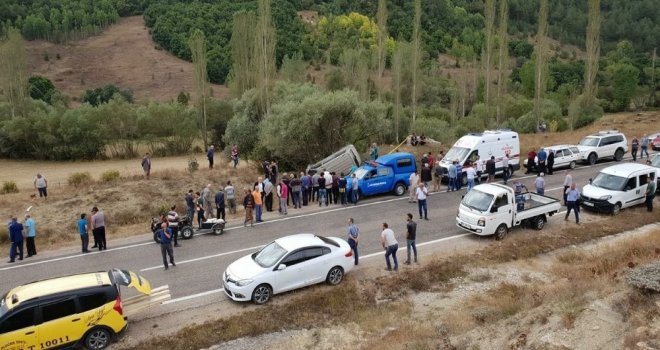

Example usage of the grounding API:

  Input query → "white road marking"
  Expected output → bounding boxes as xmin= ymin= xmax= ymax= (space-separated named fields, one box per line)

xmin=0 ymin=156 xmax=631 ymax=272
xmin=162 ymin=288 xmax=225 ymax=305
xmin=140 ymin=245 xmax=263 ymax=272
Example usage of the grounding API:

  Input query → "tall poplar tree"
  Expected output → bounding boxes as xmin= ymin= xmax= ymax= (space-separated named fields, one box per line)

xmin=392 ymin=42 xmax=408 ymax=143
xmin=534 ymin=0 xmax=549 ymax=132
xmin=189 ymin=29 xmax=209 ymax=150
xmin=254 ymin=0 xmax=276 ymax=116
xmin=376 ymin=0 xmax=388 ymax=100
xmin=583 ymin=0 xmax=601 ymax=107
xmin=411 ymin=0 xmax=421 ymax=124
xmin=230 ymin=11 xmax=257 ymax=97
xmin=0 ymin=29 xmax=29 ymax=118
xmin=496 ymin=0 xmax=509 ymax=124
xmin=483 ymin=0 xmax=496 ymax=121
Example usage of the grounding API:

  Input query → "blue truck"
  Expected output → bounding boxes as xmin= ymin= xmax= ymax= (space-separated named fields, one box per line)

xmin=348 ymin=152 xmax=417 ymax=198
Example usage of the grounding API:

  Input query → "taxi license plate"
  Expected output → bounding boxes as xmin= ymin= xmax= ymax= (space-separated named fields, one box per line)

xmin=583 ymin=202 xmax=594 ymax=206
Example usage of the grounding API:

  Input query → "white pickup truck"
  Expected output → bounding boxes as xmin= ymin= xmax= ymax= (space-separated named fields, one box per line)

xmin=456 ymin=183 xmax=561 ymax=240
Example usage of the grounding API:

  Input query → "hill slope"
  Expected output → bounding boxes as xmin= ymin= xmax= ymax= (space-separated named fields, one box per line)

xmin=25 ymin=16 xmax=228 ymax=102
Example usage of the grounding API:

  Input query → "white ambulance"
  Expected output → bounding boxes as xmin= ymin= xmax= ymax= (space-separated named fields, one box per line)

xmin=439 ymin=130 xmax=521 ymax=185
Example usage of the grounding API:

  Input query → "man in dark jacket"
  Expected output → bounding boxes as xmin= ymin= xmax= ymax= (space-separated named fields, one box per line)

xmin=546 ymin=151 xmax=555 ymax=175
xmin=486 ymin=156 xmax=496 ymax=183
xmin=215 ymin=187 xmax=226 ymax=220
xmin=157 ymin=222 xmax=175 ymax=270
xmin=420 ymin=163 xmax=432 ymax=187
xmin=8 ymin=217 xmax=24 ymax=263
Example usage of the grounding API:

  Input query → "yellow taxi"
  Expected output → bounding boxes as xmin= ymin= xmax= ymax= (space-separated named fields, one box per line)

xmin=0 ymin=269 xmax=151 ymax=350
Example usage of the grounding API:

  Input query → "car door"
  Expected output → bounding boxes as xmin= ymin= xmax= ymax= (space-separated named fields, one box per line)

xmin=37 ymin=298 xmax=81 ymax=349
xmin=490 ymin=193 xmax=513 ymax=228
xmin=621 ymin=176 xmax=640 ymax=208
xmin=0 ymin=307 xmax=38 ymax=350
xmin=634 ymin=173 xmax=650 ymax=205
xmin=363 ymin=167 xmax=391 ymax=195
xmin=274 ymin=250 xmax=307 ymax=293
xmin=303 ymin=247 xmax=332 ymax=285
xmin=552 ymin=149 xmax=567 ymax=169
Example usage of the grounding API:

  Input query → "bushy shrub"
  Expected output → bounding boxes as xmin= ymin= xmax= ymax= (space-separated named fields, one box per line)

xmin=410 ymin=118 xmax=454 ymax=146
xmin=187 ymin=157 xmax=199 ymax=173
xmin=504 ymin=96 xmax=534 ymax=119
xmin=515 ymin=99 xmax=563 ymax=133
xmin=1 ymin=181 xmax=19 ymax=194
xmin=568 ymin=95 xmax=604 ymax=129
xmin=100 ymin=170 xmax=120 ymax=183
xmin=68 ymin=172 xmax=92 ymax=186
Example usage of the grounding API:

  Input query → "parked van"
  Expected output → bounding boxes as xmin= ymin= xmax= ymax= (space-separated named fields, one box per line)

xmin=306 ymin=144 xmax=361 ymax=176
xmin=581 ymin=163 xmax=657 ymax=215
xmin=440 ymin=130 xmax=520 ymax=184
xmin=348 ymin=152 xmax=416 ymax=198
xmin=0 ymin=269 xmax=151 ymax=350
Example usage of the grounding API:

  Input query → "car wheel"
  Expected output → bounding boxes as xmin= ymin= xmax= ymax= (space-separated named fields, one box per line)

xmin=251 ymin=284 xmax=272 ymax=305
xmin=533 ymin=216 xmax=546 ymax=230
xmin=494 ymin=224 xmax=508 ymax=240
xmin=84 ymin=327 xmax=111 ymax=350
xmin=212 ymin=223 xmax=224 ymax=235
xmin=326 ymin=266 xmax=344 ymax=286
xmin=588 ymin=153 xmax=597 ymax=165
xmin=614 ymin=149 xmax=624 ymax=161
xmin=180 ymin=226 xmax=194 ymax=239
xmin=394 ymin=182 xmax=406 ymax=196
xmin=569 ymin=161 xmax=576 ymax=169
xmin=612 ymin=203 xmax=621 ymax=216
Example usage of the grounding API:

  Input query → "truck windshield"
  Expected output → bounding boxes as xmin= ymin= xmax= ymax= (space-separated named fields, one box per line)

xmin=591 ymin=173 xmax=627 ymax=191
xmin=354 ymin=168 xmax=369 ymax=179
xmin=461 ymin=190 xmax=494 ymax=212
xmin=579 ymin=137 xmax=599 ymax=147
xmin=444 ymin=147 xmax=470 ymax=163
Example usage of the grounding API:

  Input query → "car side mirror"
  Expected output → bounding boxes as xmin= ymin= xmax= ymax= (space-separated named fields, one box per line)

xmin=589 ymin=178 xmax=593 ymax=184
xmin=277 ymin=264 xmax=286 ymax=271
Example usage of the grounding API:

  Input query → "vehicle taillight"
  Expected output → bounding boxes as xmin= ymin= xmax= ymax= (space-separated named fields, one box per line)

xmin=345 ymin=250 xmax=353 ymax=258
xmin=113 ymin=295 xmax=123 ymax=315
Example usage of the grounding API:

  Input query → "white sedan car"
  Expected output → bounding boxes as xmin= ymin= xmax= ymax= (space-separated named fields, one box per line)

xmin=222 ymin=234 xmax=355 ymax=304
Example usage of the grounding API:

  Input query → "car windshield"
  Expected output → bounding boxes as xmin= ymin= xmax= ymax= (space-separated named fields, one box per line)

xmin=445 ymin=147 xmax=470 ymax=163
xmin=354 ymin=168 xmax=369 ymax=179
xmin=461 ymin=189 xmax=494 ymax=212
xmin=579 ymin=137 xmax=599 ymax=147
xmin=591 ymin=172 xmax=627 ymax=191
xmin=252 ymin=242 xmax=288 ymax=268
xmin=650 ymin=155 xmax=660 ymax=168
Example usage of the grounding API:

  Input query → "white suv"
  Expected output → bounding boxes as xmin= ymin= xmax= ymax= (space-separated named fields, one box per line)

xmin=577 ymin=130 xmax=628 ymax=165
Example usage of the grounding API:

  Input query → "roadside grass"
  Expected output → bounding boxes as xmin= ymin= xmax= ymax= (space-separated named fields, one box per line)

xmin=122 ymin=209 xmax=660 ymax=350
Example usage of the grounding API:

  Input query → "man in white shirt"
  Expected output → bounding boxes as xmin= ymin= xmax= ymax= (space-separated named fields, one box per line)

xmin=475 ymin=157 xmax=483 ymax=184
xmin=535 ymin=173 xmax=546 ymax=195
xmin=563 ymin=170 xmax=572 ymax=205
xmin=167 ymin=205 xmax=180 ymax=247
xmin=415 ymin=182 xmax=429 ymax=220
xmin=408 ymin=170 xmax=420 ymax=203
xmin=34 ymin=173 xmax=48 ymax=199
xmin=380 ymin=222 xmax=398 ymax=271
xmin=466 ymin=164 xmax=477 ymax=192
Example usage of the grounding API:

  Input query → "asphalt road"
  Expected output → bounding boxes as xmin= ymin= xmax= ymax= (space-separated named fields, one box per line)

xmin=0 ymin=157 xmax=645 ymax=304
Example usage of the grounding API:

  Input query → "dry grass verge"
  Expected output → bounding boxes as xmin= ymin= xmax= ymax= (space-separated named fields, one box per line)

xmin=121 ymin=209 xmax=660 ymax=350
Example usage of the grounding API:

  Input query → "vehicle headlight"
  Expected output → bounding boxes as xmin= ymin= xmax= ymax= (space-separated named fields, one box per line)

xmin=236 ymin=279 xmax=254 ymax=287
xmin=599 ymin=195 xmax=612 ymax=200
xmin=477 ymin=217 xmax=486 ymax=227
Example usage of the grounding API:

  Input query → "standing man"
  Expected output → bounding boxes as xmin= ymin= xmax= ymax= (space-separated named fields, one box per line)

xmin=243 ymin=189 xmax=255 ymax=227
xmin=501 ymin=155 xmax=510 ymax=185
xmin=537 ymin=148 xmax=547 ymax=175
xmin=448 ymin=161 xmax=457 ymax=191
xmin=215 ymin=186 xmax=226 ymax=221
xmin=466 ymin=163 xmax=476 ymax=192
xmin=290 ymin=174 xmax=302 ymax=209
xmin=535 ymin=173 xmax=546 ymax=195
xmin=339 ymin=173 xmax=348 ymax=205
xmin=252 ymin=185 xmax=263 ymax=222
xmin=631 ymin=137 xmax=639 ymax=161
xmin=416 ymin=182 xmax=429 ymax=220
xmin=640 ymin=135 xmax=650 ymax=159
xmin=34 ymin=173 xmax=48 ymax=200
xmin=277 ymin=180 xmax=288 ymax=215
xmin=323 ymin=171 xmax=333 ymax=205
xmin=475 ymin=156 xmax=483 ymax=185
xmin=404 ymin=213 xmax=417 ymax=265
xmin=301 ymin=171 xmax=310 ymax=206
xmin=141 ymin=152 xmax=152 ymax=179
xmin=370 ymin=143 xmax=379 ymax=161
xmin=91 ymin=207 xmax=106 ymax=251
xmin=269 ymin=161 xmax=278 ymax=185
xmin=645 ymin=177 xmax=656 ymax=212
xmin=380 ymin=223 xmax=398 ymax=271
xmin=347 ymin=218 xmax=359 ymax=266
xmin=225 ymin=181 xmax=236 ymax=214
xmin=351 ymin=173 xmax=359 ymax=205
xmin=433 ymin=162 xmax=443 ymax=192
xmin=263 ymin=177 xmax=274 ymax=212
xmin=185 ymin=190 xmax=195 ymax=224
xmin=8 ymin=217 xmax=24 ymax=263
xmin=311 ymin=171 xmax=320 ymax=203
xmin=231 ymin=144 xmax=240 ymax=168
xmin=167 ymin=205 xmax=180 ymax=247
xmin=454 ymin=160 xmax=463 ymax=191
xmin=78 ymin=213 xmax=90 ymax=253
xmin=563 ymin=170 xmax=573 ymax=205
xmin=202 ymin=184 xmax=214 ymax=219
xmin=564 ymin=183 xmax=581 ymax=224
xmin=24 ymin=214 xmax=36 ymax=257
xmin=408 ymin=170 xmax=420 ymax=203
xmin=526 ymin=148 xmax=537 ymax=174
xmin=547 ymin=150 xmax=555 ymax=175
xmin=420 ymin=163 xmax=432 ymax=188
xmin=157 ymin=222 xmax=175 ymax=270
xmin=486 ymin=156 xmax=496 ymax=183
xmin=207 ymin=145 xmax=215 ymax=169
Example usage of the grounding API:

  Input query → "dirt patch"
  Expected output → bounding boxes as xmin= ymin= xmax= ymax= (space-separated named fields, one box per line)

xmin=26 ymin=16 xmax=228 ymax=102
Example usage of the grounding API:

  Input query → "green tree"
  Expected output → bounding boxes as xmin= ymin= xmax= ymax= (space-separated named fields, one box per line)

xmin=496 ymin=0 xmax=509 ymax=124
xmin=607 ymin=62 xmax=640 ymax=111
xmin=28 ymin=76 xmax=56 ymax=104
xmin=583 ymin=0 xmax=601 ymax=108
xmin=229 ymin=11 xmax=257 ymax=97
xmin=189 ymin=29 xmax=209 ymax=150
xmin=482 ymin=0 xmax=496 ymax=122
xmin=376 ymin=0 xmax=388 ymax=100
xmin=255 ymin=0 xmax=276 ymax=116
xmin=534 ymin=0 xmax=549 ymax=132
xmin=411 ymin=0 xmax=421 ymax=124
xmin=0 ymin=28 xmax=28 ymax=117
xmin=280 ymin=51 xmax=306 ymax=83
